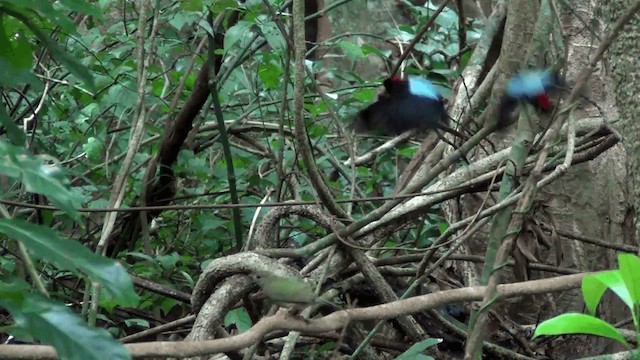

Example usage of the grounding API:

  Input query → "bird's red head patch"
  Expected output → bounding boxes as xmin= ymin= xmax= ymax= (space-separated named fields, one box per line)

xmin=390 ymin=75 xmax=403 ymax=82
xmin=536 ymin=93 xmax=552 ymax=111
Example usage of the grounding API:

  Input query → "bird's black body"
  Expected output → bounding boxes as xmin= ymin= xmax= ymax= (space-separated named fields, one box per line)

xmin=498 ymin=69 xmax=564 ymax=128
xmin=354 ymin=76 xmax=450 ymax=136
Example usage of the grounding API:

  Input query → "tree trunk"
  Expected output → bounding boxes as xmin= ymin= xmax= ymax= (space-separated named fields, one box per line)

xmin=454 ymin=0 xmax=634 ymax=358
xmin=600 ymin=1 xmax=640 ymax=241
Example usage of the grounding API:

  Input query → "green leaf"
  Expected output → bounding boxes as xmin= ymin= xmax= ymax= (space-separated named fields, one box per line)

xmin=259 ymin=22 xmax=286 ymax=52
xmin=257 ymin=60 xmax=283 ymax=90
xmin=58 ymin=0 xmax=105 ymax=20
xmin=19 ymin=162 xmax=82 ymax=221
xmin=224 ymin=307 xmax=253 ymax=333
xmin=224 ymin=21 xmax=254 ymax=53
xmin=0 ymin=220 xmax=139 ymax=306
xmin=589 ymin=270 xmax=633 ymax=311
xmin=82 ymin=137 xmax=104 ymax=161
xmin=395 ymin=338 xmax=440 ymax=360
xmin=533 ymin=313 xmax=629 ymax=347
xmin=0 ymin=142 xmax=82 ymax=219
xmin=42 ymin=36 xmax=96 ymax=92
xmin=338 ymin=41 xmax=365 ymax=62
xmin=351 ymin=88 xmax=376 ymax=102
xmin=4 ymin=11 xmax=95 ymax=91
xmin=581 ymin=271 xmax=618 ymax=315
xmin=361 ymin=44 xmax=387 ymax=58
xmin=0 ymin=0 xmax=76 ymax=33
xmin=210 ymin=0 xmax=238 ymax=14
xmin=0 ymin=19 xmax=33 ymax=70
xmin=179 ymin=0 xmax=202 ymax=11
xmin=618 ymin=253 xmax=640 ymax=305
xmin=0 ymin=280 xmax=132 ymax=360
xmin=0 ymin=103 xmax=26 ymax=146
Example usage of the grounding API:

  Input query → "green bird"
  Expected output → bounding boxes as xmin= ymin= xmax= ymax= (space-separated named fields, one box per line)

xmin=250 ymin=271 xmax=341 ymax=312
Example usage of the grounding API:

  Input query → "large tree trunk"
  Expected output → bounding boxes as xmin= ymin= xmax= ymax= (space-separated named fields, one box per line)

xmin=601 ymin=1 xmax=640 ymax=240
xmin=459 ymin=0 xmax=635 ymax=357
xmin=319 ymin=0 xmax=635 ymax=357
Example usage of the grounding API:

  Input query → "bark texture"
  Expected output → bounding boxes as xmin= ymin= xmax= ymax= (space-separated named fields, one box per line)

xmin=601 ymin=0 xmax=640 ymax=240
xmin=457 ymin=0 xmax=633 ymax=357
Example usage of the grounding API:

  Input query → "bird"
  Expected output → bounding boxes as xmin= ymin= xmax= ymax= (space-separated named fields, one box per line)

xmin=498 ymin=69 xmax=564 ymax=128
xmin=250 ymin=271 xmax=341 ymax=314
xmin=354 ymin=75 xmax=449 ymax=136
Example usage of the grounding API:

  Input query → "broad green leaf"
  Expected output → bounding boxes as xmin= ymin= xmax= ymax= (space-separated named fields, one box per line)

xmin=259 ymin=22 xmax=286 ymax=52
xmin=0 ymin=220 xmax=139 ymax=306
xmin=582 ymin=272 xmax=614 ymax=315
xmin=428 ymin=6 xmax=458 ymax=29
xmin=168 ymin=12 xmax=188 ymax=31
xmin=395 ymin=338 xmax=440 ymax=360
xmin=0 ymin=280 xmax=131 ymax=360
xmin=224 ymin=307 xmax=253 ymax=333
xmin=533 ymin=313 xmax=629 ymax=347
xmin=0 ymin=142 xmax=80 ymax=218
xmin=179 ymin=0 xmax=202 ymax=11
xmin=19 ymin=160 xmax=82 ymax=220
xmin=589 ymin=270 xmax=633 ymax=311
xmin=224 ymin=21 xmax=254 ymax=53
xmin=618 ymin=253 xmax=640 ymax=305
xmin=159 ymin=298 xmax=180 ymax=317
xmin=257 ymin=60 xmax=283 ymax=89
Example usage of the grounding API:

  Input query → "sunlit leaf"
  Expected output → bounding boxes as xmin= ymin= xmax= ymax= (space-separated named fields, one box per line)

xmin=533 ymin=313 xmax=629 ymax=347
xmin=618 ymin=253 xmax=640 ymax=305
xmin=395 ymin=338 xmax=440 ymax=360
xmin=582 ymin=272 xmax=614 ymax=315
xmin=588 ymin=270 xmax=633 ymax=311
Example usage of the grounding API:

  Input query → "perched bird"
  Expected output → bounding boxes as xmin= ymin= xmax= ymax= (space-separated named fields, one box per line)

xmin=354 ymin=76 xmax=449 ymax=136
xmin=498 ymin=69 xmax=564 ymax=128
xmin=250 ymin=271 xmax=341 ymax=313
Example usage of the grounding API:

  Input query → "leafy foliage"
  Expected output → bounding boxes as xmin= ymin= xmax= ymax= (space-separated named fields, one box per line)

xmin=533 ymin=253 xmax=640 ymax=349
xmin=0 ymin=281 xmax=131 ymax=360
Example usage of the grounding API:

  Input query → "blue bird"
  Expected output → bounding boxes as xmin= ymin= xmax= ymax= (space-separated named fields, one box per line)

xmin=499 ymin=69 xmax=563 ymax=127
xmin=354 ymin=76 xmax=448 ymax=136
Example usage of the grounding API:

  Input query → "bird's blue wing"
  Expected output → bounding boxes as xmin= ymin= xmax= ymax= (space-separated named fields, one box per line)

xmin=506 ymin=70 xmax=554 ymax=97
xmin=407 ymin=76 xmax=440 ymax=100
